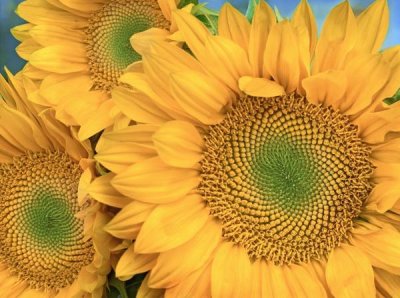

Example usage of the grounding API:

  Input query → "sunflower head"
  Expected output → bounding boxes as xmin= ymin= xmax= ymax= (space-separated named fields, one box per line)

xmin=0 ymin=72 xmax=114 ymax=297
xmin=13 ymin=0 xmax=178 ymax=139
xmin=96 ymin=0 xmax=400 ymax=296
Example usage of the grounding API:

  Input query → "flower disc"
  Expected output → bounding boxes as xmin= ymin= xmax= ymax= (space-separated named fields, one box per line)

xmin=86 ymin=0 xmax=170 ymax=90
xmin=0 ymin=151 xmax=93 ymax=290
xmin=200 ymin=95 xmax=374 ymax=264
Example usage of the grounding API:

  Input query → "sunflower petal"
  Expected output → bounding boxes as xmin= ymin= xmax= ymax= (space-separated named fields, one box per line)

xmin=239 ymin=76 xmax=285 ymax=97
xmin=148 ymin=217 xmax=221 ymax=288
xmin=135 ymin=194 xmax=209 ymax=253
xmin=170 ymin=71 xmax=232 ymax=125
xmin=248 ymin=0 xmax=275 ymax=76
xmin=351 ymin=228 xmax=400 ymax=275
xmin=354 ymin=0 xmax=389 ymax=53
xmin=153 ymin=120 xmax=203 ymax=168
xmin=312 ymin=1 xmax=357 ymax=73
xmin=302 ymin=70 xmax=347 ymax=107
xmin=211 ymin=243 xmax=253 ymax=297
xmin=116 ymin=245 xmax=157 ymax=281
xmin=218 ymin=3 xmax=250 ymax=50
xmin=264 ymin=21 xmax=301 ymax=93
xmin=87 ymin=173 xmax=132 ymax=209
xmin=326 ymin=244 xmax=375 ymax=298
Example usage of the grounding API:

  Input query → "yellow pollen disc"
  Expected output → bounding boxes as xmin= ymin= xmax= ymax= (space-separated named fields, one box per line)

xmin=199 ymin=95 xmax=374 ymax=264
xmin=0 ymin=151 xmax=93 ymax=290
xmin=86 ymin=0 xmax=170 ymax=91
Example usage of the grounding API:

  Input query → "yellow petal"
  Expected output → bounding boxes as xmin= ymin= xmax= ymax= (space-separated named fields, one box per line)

xmin=78 ymin=99 xmax=115 ymax=140
xmin=248 ymin=0 xmax=275 ymax=76
xmin=16 ymin=39 xmax=41 ymax=61
xmin=104 ymin=201 xmax=154 ymax=239
xmin=58 ymin=0 xmax=104 ymax=12
xmin=116 ymin=245 xmax=158 ymax=281
xmin=351 ymin=228 xmax=400 ymax=275
xmin=211 ymin=243 xmax=253 ymax=298
xmin=264 ymin=21 xmax=300 ymax=93
xmin=112 ymin=86 xmax=172 ymax=124
xmin=16 ymin=0 xmax=87 ymax=28
xmin=292 ymin=0 xmax=317 ymax=56
xmin=203 ymin=35 xmax=252 ymax=92
xmin=0 ymin=104 xmax=47 ymax=152
xmin=88 ymin=173 xmax=132 ymax=208
xmin=367 ymin=181 xmax=400 ymax=213
xmin=111 ymin=157 xmax=200 ymax=203
xmin=153 ymin=120 xmax=203 ymax=168
xmin=148 ymin=217 xmax=221 ymax=288
xmin=120 ymin=71 xmax=187 ymax=121
xmin=29 ymin=43 xmax=88 ymax=73
xmin=165 ymin=262 xmax=212 ymax=298
xmin=354 ymin=0 xmax=389 ymax=53
xmin=372 ymin=138 xmax=400 ymax=163
xmin=312 ymin=1 xmax=357 ymax=73
xmin=173 ymin=10 xmax=210 ymax=61
xmin=10 ymin=23 xmax=33 ymax=42
xmin=30 ymin=24 xmax=85 ymax=46
xmin=282 ymin=264 xmax=327 ymax=298
xmin=95 ymin=124 xmax=157 ymax=173
xmin=137 ymin=275 xmax=165 ymax=298
xmin=130 ymin=28 xmax=170 ymax=56
xmin=302 ymin=70 xmax=347 ymax=107
xmin=326 ymin=244 xmax=375 ymax=298
xmin=239 ymin=76 xmax=285 ymax=97
xmin=339 ymin=53 xmax=389 ymax=115
xmin=135 ymin=193 xmax=209 ymax=253
xmin=218 ymin=3 xmax=250 ymax=50
xmin=355 ymin=102 xmax=400 ymax=144
xmin=374 ymin=268 xmax=400 ymax=297
xmin=170 ymin=71 xmax=232 ymax=125
xmin=157 ymin=0 xmax=177 ymax=21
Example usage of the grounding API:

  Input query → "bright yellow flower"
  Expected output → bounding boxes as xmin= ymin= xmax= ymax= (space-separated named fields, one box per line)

xmin=0 ymin=71 xmax=114 ymax=297
xmin=96 ymin=0 xmax=400 ymax=296
xmin=13 ymin=0 xmax=179 ymax=140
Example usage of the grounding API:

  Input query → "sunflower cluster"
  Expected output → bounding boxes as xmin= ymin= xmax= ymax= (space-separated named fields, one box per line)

xmin=1 ymin=0 xmax=400 ymax=297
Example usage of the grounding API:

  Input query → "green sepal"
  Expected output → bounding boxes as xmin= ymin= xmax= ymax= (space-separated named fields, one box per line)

xmin=106 ymin=272 xmax=148 ymax=298
xmin=191 ymin=3 xmax=219 ymax=35
xmin=273 ymin=5 xmax=284 ymax=21
xmin=246 ymin=0 xmax=260 ymax=22
xmin=107 ymin=274 xmax=129 ymax=298
xmin=178 ymin=0 xmax=198 ymax=9
xmin=384 ymin=88 xmax=400 ymax=105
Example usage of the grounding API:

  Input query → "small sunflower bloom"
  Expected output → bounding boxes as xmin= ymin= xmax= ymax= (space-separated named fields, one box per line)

xmin=12 ymin=0 xmax=180 ymax=140
xmin=96 ymin=0 xmax=400 ymax=296
xmin=0 ymin=71 xmax=114 ymax=297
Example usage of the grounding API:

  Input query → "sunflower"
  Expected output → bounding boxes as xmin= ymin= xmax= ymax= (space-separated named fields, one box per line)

xmin=95 ymin=0 xmax=400 ymax=296
xmin=12 ymin=0 xmax=180 ymax=140
xmin=0 ymin=70 xmax=115 ymax=297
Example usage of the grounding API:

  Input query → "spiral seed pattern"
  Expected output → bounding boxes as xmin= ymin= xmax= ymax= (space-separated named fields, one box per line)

xmin=200 ymin=95 xmax=373 ymax=264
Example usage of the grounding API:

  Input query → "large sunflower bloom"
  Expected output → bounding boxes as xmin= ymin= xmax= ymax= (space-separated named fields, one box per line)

xmin=12 ymin=0 xmax=179 ymax=140
xmin=95 ymin=0 xmax=400 ymax=296
xmin=0 ymin=71 xmax=114 ymax=297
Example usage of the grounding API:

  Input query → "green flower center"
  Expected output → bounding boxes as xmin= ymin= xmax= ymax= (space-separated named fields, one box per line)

xmin=0 ymin=151 xmax=93 ymax=290
xmin=200 ymin=95 xmax=373 ymax=264
xmin=253 ymin=137 xmax=321 ymax=212
xmin=86 ymin=0 xmax=170 ymax=91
